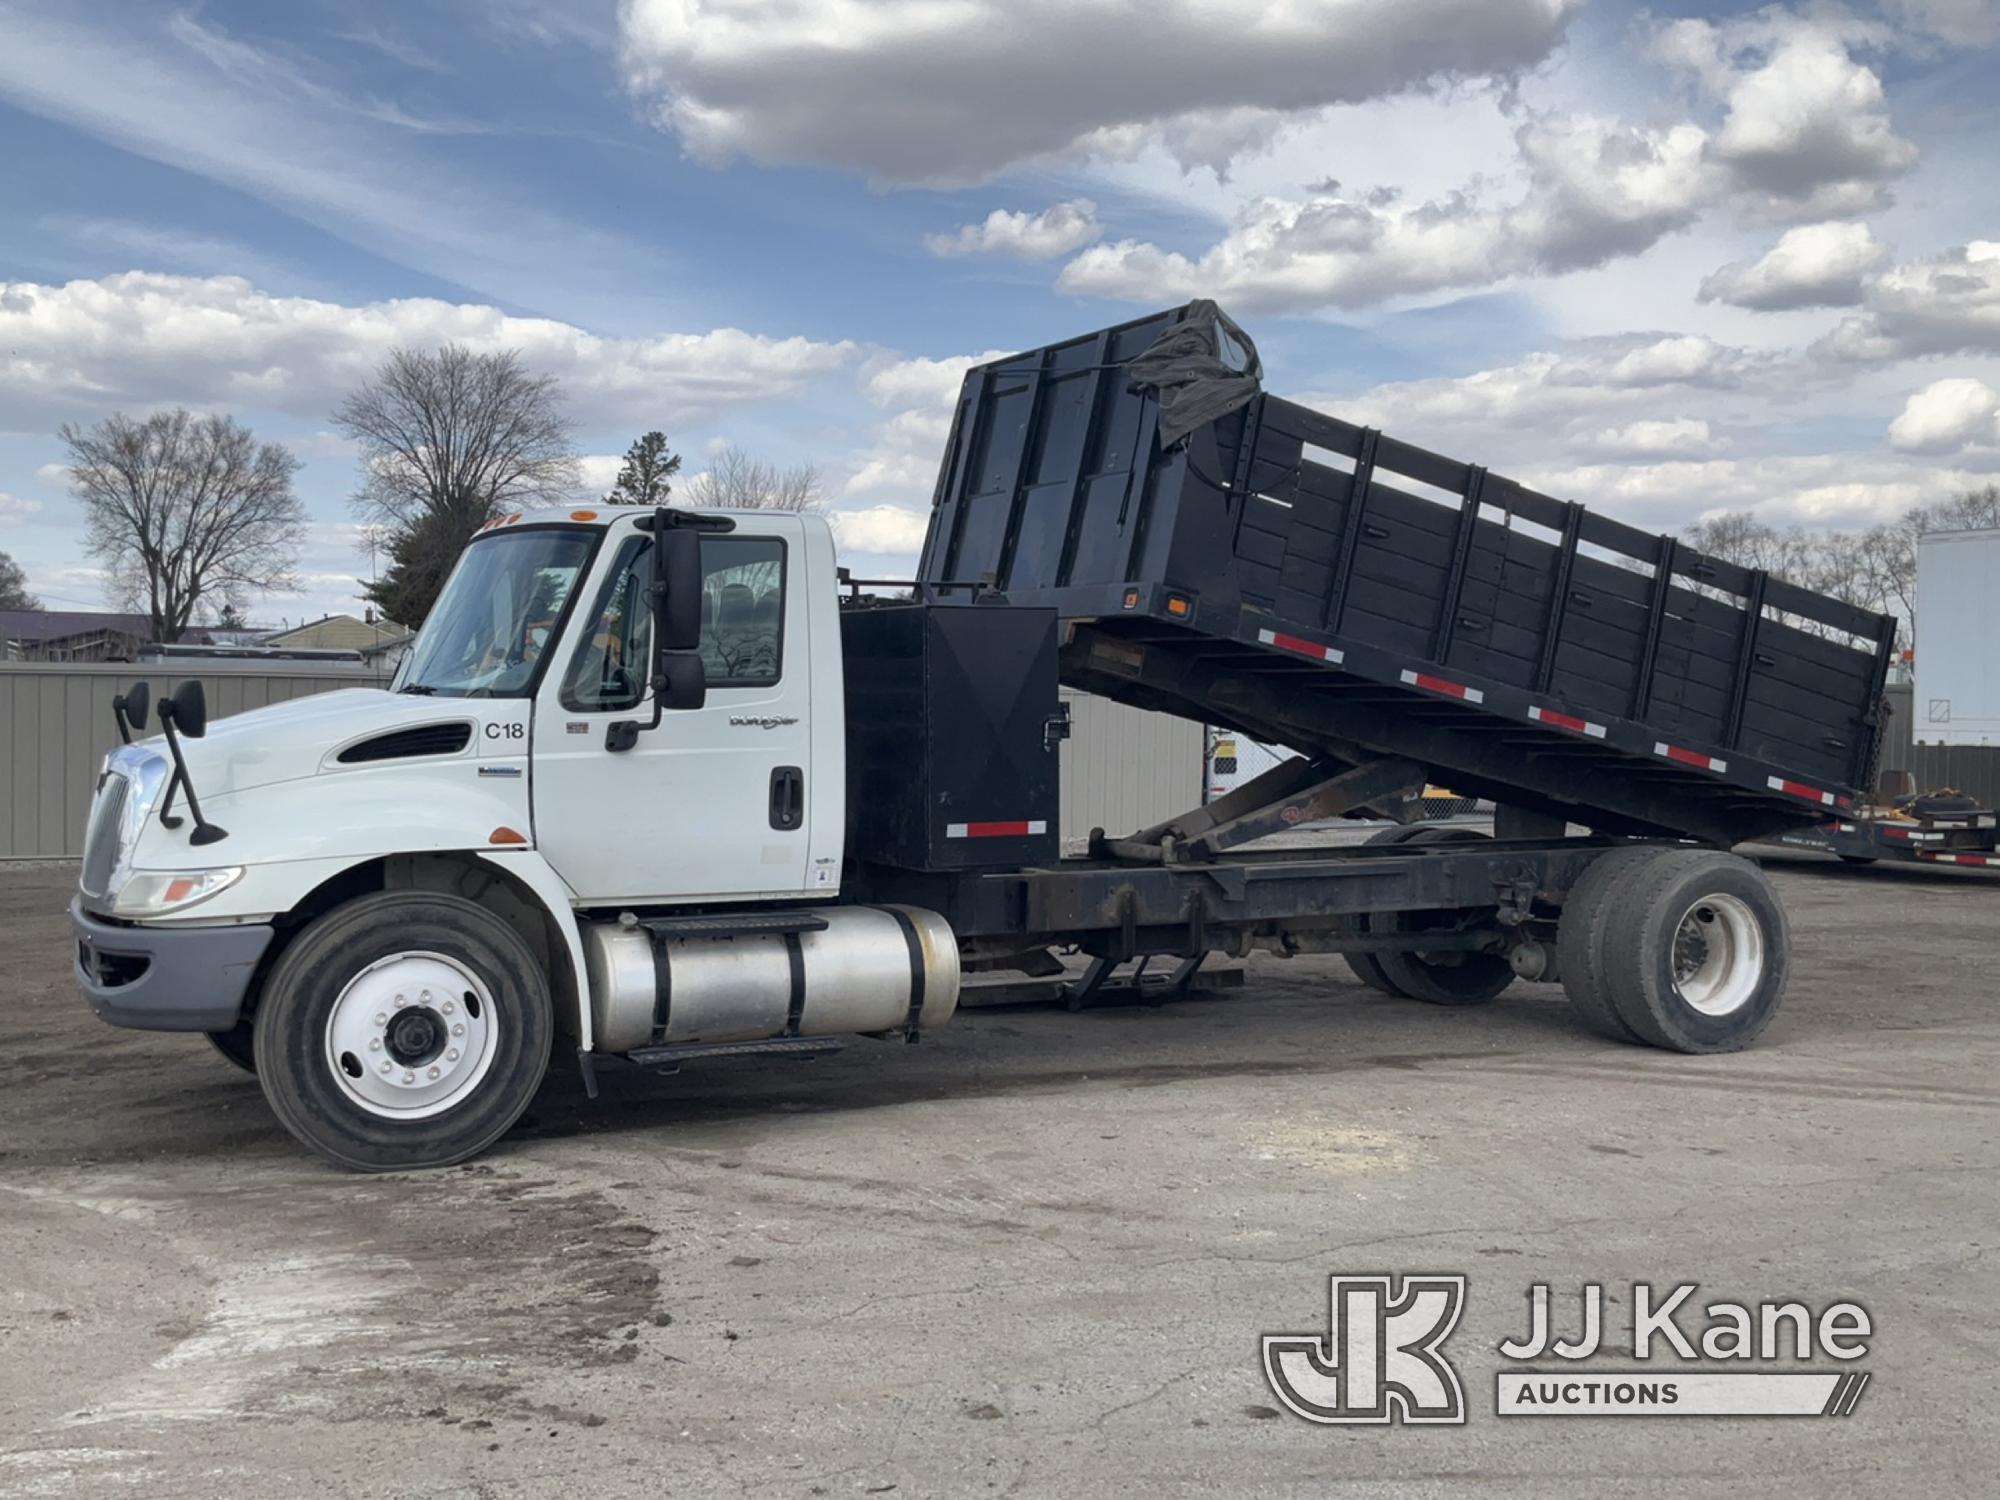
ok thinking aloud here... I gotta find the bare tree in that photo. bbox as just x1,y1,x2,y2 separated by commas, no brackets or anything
334,344,579,624
0,550,37,610
1685,486,2000,649
680,444,824,512
61,410,305,642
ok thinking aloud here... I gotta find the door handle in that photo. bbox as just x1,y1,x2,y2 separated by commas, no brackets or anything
769,766,804,831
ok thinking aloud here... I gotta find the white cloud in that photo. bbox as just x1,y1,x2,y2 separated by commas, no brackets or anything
1651,11,1916,222
0,272,855,427
619,0,1586,185
1699,221,1889,310
1583,418,1716,458
1884,0,2000,47
576,454,627,494
926,200,1101,261
828,504,931,557
33,462,70,488
1818,241,2000,361
0,491,43,523
1059,113,1714,312
1520,454,1987,532
1320,334,1774,437
1888,378,2000,452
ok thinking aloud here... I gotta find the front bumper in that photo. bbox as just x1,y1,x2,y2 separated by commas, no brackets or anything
71,897,275,1032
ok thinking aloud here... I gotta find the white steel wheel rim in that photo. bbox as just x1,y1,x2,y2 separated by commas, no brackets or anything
324,951,499,1120
1670,894,1764,1017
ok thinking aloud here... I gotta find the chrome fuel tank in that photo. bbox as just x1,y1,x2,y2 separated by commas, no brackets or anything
584,904,960,1053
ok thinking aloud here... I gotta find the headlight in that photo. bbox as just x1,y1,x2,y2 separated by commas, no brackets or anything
112,867,243,917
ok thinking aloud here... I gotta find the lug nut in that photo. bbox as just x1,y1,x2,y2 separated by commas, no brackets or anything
446,1048,459,1062
420,990,431,1002
379,1061,392,1074
442,1001,455,1015
403,1071,415,1084
451,1024,464,1037
369,1038,381,1052
375,1012,387,1025
427,1066,441,1080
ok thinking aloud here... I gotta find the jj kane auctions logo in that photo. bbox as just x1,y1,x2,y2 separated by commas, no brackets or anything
1263,1276,1872,1423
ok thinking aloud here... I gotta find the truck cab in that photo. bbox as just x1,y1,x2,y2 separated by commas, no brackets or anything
71,505,961,1170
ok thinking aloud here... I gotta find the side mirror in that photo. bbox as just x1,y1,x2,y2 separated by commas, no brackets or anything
654,529,703,653
160,679,209,739
112,681,151,743
656,650,707,712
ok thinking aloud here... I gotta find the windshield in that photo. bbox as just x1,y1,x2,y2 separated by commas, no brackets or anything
396,526,596,697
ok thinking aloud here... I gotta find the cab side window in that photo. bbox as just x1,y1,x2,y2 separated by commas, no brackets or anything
699,538,784,688
559,534,786,711
560,538,651,711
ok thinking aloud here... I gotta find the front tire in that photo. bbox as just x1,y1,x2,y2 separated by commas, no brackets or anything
253,892,553,1171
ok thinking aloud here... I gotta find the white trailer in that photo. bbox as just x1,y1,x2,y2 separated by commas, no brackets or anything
1916,529,2000,747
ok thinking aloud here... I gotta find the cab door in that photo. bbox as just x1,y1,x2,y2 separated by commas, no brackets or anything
530,517,817,904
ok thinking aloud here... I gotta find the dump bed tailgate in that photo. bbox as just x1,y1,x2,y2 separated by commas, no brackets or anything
916,304,1893,845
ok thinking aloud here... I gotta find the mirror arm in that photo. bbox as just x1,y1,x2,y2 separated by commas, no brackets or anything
110,694,133,746
155,708,227,846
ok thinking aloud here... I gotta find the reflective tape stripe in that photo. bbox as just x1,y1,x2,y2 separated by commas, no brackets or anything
945,820,1048,838
1653,742,1729,774
1920,851,2000,867
1767,776,1836,807
1528,705,1607,738
1398,669,1484,704
1256,627,1344,664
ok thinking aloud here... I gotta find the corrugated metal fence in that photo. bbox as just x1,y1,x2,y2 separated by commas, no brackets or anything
1059,690,1205,843
1,661,390,860
1878,683,2000,807
0,665,1202,861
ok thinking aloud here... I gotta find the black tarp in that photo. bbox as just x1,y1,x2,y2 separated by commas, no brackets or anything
1122,299,1263,448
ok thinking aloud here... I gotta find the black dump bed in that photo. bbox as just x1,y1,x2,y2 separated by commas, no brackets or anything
915,303,1894,845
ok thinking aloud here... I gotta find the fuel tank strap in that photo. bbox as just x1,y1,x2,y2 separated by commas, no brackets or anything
885,907,928,1042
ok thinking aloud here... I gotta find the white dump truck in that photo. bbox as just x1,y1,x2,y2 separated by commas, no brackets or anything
72,305,1888,1170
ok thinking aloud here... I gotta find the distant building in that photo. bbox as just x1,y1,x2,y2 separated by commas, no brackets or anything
0,609,167,662
262,613,406,653
359,631,417,674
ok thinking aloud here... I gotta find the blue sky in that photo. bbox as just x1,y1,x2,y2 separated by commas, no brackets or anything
2,0,1997,625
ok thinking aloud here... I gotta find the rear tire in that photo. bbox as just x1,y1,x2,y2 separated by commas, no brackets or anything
1556,846,1660,1043
253,891,554,1171
1342,824,1435,996
1375,828,1515,1006
1598,849,1788,1053
205,1022,258,1074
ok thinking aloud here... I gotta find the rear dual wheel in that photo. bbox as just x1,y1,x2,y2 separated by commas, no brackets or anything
1558,848,1787,1053
1344,825,1515,1006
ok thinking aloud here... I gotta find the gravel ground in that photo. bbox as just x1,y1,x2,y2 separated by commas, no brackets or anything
2,849,1997,1498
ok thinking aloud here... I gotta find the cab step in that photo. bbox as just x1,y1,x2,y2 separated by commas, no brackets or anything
623,1036,845,1072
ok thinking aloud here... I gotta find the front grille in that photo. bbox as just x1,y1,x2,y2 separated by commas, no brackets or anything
81,772,129,897
337,722,474,764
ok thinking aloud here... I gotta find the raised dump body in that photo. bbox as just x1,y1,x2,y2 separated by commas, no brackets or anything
917,303,1894,845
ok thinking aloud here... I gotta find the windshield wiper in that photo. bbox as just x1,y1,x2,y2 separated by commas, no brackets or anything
397,684,438,695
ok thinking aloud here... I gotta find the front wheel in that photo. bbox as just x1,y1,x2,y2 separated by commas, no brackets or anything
253,891,554,1171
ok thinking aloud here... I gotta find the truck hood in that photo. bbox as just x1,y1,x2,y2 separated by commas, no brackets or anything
138,688,529,800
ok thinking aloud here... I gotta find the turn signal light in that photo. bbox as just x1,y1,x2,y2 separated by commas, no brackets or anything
489,827,528,846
